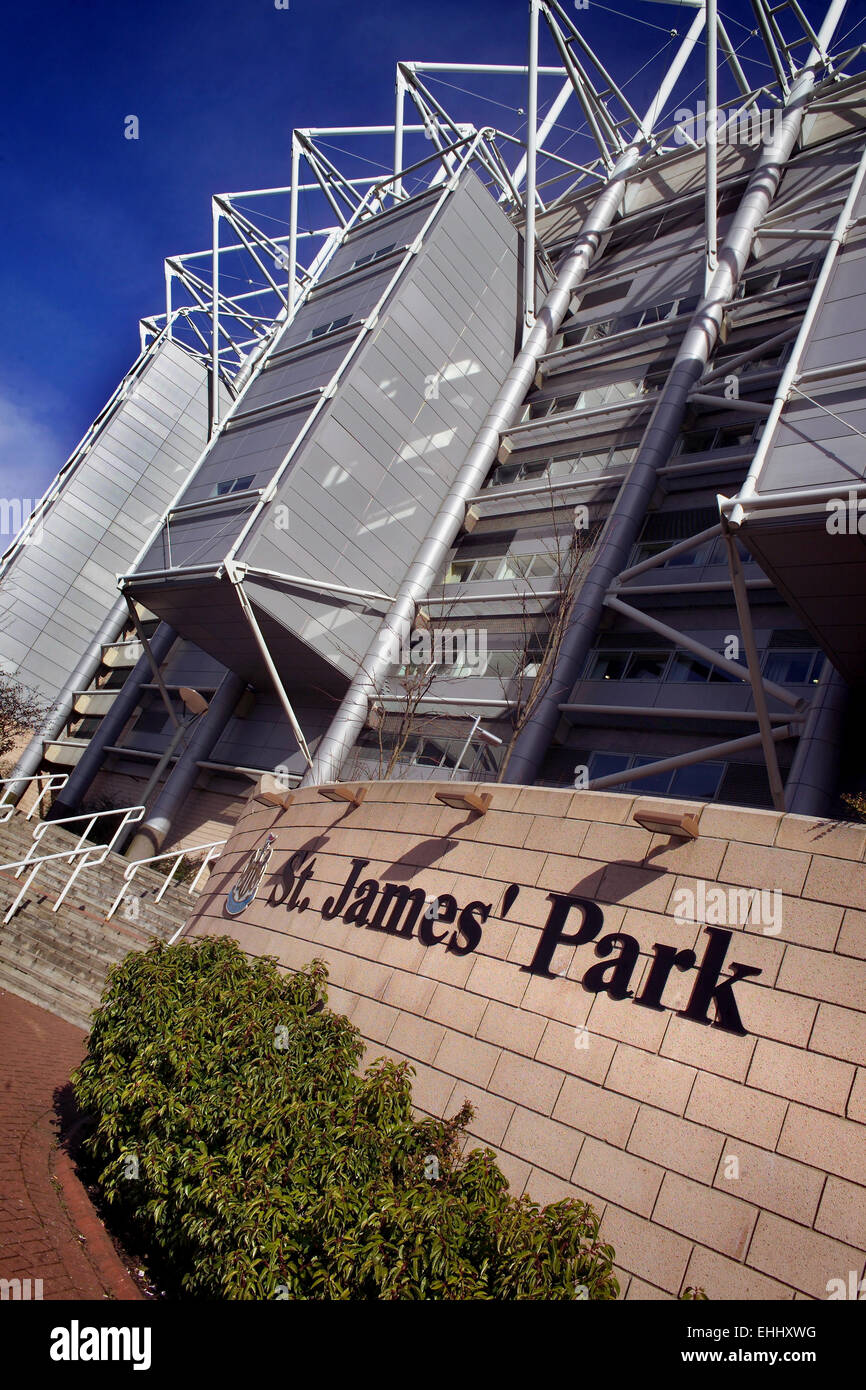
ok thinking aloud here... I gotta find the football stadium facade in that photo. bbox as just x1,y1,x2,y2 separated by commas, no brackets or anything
3,2,866,853
3,0,866,1305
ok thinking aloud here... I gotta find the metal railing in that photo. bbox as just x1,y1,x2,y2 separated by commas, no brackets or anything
0,773,69,824
106,840,226,926
0,804,146,924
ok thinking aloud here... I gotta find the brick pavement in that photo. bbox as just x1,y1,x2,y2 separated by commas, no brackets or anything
0,988,142,1300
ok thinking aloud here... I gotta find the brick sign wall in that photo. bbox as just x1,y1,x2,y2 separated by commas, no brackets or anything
186,780,866,1301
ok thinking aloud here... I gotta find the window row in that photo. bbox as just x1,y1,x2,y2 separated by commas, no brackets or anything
444,551,561,585
489,442,636,489
586,750,726,800
585,646,825,686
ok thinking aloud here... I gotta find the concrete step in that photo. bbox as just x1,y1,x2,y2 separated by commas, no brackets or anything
0,808,202,1031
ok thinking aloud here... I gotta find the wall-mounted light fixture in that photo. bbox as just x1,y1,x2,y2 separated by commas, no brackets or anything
434,789,492,815
633,805,701,840
317,784,368,807
255,774,295,809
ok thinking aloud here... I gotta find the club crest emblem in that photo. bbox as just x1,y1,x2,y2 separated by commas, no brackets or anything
226,833,277,916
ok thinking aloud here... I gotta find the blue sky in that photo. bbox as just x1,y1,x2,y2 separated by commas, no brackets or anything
2,0,860,505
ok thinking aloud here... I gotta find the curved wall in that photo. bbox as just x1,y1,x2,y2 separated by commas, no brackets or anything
186,780,866,1301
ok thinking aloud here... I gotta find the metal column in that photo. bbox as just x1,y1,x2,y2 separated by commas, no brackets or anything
126,670,247,858
49,622,178,818
504,8,846,786
302,13,707,788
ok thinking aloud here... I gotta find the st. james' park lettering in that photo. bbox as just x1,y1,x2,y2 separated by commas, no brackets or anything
262,851,761,1036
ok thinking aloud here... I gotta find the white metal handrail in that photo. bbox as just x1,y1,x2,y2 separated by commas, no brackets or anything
105,840,226,924
0,804,146,924
0,773,69,824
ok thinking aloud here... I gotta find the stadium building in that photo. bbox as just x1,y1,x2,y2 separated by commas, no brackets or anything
3,0,866,1304
3,1,866,852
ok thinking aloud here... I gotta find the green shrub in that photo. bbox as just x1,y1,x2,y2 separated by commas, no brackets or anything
73,936,620,1300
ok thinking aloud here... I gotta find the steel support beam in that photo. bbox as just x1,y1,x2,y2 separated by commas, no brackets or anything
302,12,708,787
504,10,845,785
587,723,797,792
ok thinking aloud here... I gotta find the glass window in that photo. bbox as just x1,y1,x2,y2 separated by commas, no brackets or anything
589,651,629,680
528,553,558,578
764,650,816,684
444,560,475,584
679,429,717,454
214,475,255,497
588,752,631,780
625,652,669,681
670,762,724,798
669,653,711,683
628,756,672,794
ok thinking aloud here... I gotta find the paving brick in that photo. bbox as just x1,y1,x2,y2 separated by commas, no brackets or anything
815,1176,866,1251
625,1277,670,1300
701,805,782,845
472,810,535,849
718,841,810,897
405,1062,458,1119
489,1148,531,1196
445,1081,515,1147
552,1073,639,1147
586,989,670,1052
524,815,590,857
606,1043,697,1115
523,1166,598,1211
433,1030,499,1088
350,994,400,1046
569,791,636,825
744,894,842,952
748,1037,855,1115
387,1011,447,1065
489,1051,565,1116
713,1139,825,1225
535,1017,616,1085
519,972,595,1028
848,1069,866,1123
778,1104,866,1185
417,944,476,988
486,845,546,885
837,908,866,960
747,1211,866,1300
536,853,606,896
502,1106,585,1181
513,786,577,818
660,1013,757,1083
381,969,438,1017
628,1106,723,1184
644,833,728,880
653,1171,758,1261
776,816,866,860
597,863,674,913
478,1000,547,1056
734,981,817,1047
466,952,530,1007
803,855,866,911
809,1001,866,1067
0,991,140,1300
682,1246,794,1301
573,1136,664,1217
600,1204,692,1294
777,945,866,1012
581,821,653,866
424,981,487,1036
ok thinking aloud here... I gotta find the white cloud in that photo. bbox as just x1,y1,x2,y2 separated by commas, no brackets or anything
0,393,65,505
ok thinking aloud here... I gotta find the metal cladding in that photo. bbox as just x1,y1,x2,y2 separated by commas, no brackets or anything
125,171,523,696
4,0,866,839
